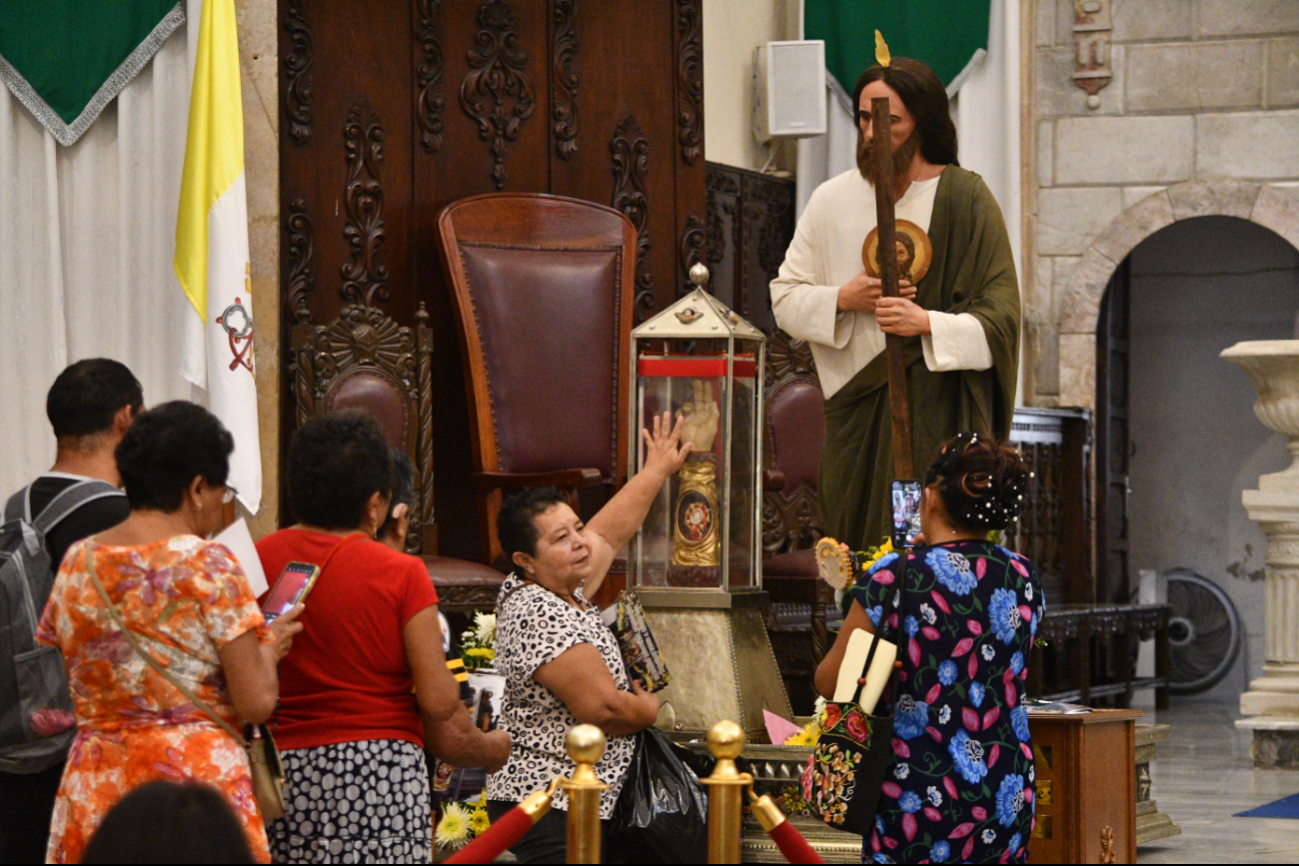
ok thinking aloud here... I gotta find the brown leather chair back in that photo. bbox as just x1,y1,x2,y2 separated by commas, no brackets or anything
437,194,635,557
763,331,826,555
291,304,436,553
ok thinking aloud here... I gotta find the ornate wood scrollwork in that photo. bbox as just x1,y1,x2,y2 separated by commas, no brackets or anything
551,0,579,159
705,169,739,269
283,0,314,146
460,0,536,190
674,0,703,164
678,215,705,298
610,115,654,323
764,328,817,390
340,99,390,307
415,0,445,153
285,198,314,322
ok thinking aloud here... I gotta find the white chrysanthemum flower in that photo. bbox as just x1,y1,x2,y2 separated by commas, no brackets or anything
472,611,497,646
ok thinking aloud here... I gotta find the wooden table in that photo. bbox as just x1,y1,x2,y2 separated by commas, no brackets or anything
1029,708,1143,864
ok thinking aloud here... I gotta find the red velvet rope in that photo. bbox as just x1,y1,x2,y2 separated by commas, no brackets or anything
443,805,535,864
767,819,825,864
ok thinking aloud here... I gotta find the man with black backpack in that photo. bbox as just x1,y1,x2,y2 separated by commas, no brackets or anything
0,359,142,863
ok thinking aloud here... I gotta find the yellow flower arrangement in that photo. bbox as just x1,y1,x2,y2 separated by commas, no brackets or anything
469,806,491,837
464,647,495,661
783,718,822,747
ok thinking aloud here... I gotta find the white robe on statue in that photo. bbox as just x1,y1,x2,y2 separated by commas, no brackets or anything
770,168,993,399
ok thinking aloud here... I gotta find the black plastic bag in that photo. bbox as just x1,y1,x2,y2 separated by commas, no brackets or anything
607,727,708,863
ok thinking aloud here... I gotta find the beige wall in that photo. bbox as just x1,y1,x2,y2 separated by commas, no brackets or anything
703,0,801,172
236,0,280,537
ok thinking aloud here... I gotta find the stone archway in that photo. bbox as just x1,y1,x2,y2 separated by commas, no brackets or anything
1055,181,1299,409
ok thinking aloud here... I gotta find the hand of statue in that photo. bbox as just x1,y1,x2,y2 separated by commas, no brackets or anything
642,410,692,480
679,379,720,452
837,270,916,315
875,296,932,337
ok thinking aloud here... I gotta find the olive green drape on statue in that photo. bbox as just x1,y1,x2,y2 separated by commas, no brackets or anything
820,166,1020,551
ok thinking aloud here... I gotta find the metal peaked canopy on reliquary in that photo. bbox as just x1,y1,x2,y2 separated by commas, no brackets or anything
627,264,793,740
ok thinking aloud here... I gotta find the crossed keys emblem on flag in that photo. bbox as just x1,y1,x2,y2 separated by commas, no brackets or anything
216,263,256,375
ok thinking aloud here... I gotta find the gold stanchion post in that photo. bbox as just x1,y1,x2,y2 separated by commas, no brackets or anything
702,720,753,864
561,724,608,864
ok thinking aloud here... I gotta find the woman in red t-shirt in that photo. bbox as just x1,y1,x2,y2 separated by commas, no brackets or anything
258,411,510,864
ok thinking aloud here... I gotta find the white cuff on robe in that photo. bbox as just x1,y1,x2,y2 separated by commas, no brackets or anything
922,312,994,372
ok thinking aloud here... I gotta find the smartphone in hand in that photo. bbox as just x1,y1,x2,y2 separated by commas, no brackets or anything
262,562,320,622
891,479,922,549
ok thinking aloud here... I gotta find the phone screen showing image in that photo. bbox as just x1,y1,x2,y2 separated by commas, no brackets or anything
891,479,922,546
262,562,318,621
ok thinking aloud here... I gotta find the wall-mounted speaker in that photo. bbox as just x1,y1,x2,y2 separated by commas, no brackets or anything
753,40,827,143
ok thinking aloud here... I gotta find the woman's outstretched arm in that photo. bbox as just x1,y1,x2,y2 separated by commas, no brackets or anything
580,411,691,599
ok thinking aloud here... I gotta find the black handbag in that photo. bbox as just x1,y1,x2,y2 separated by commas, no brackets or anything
801,577,904,835
608,726,708,862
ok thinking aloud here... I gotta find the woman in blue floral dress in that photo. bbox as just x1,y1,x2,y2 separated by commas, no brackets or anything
816,433,1044,864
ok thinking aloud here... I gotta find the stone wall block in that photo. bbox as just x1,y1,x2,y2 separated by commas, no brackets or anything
1268,38,1299,109
1060,248,1117,334
1031,320,1061,396
1112,0,1193,42
1055,116,1193,185
1037,120,1054,187
1121,186,1167,209
1197,0,1299,38
1037,45,1125,117
1252,185,1299,252
1196,111,1299,181
1126,41,1263,113
1037,187,1125,256
1092,190,1176,264
1058,333,1097,410
1055,0,1074,47
1037,0,1056,47
1167,179,1262,221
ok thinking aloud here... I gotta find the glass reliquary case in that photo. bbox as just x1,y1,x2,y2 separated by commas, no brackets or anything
627,266,767,605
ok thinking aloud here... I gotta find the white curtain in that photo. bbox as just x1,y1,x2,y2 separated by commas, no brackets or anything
0,1,201,498
796,0,1022,276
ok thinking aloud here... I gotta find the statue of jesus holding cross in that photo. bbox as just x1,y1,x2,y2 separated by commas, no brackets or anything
770,48,1021,551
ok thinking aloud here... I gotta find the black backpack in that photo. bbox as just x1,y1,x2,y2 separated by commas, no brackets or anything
0,479,120,772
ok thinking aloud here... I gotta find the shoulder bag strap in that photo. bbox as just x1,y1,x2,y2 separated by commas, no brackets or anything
34,480,124,536
85,545,249,748
857,551,907,693
313,531,368,578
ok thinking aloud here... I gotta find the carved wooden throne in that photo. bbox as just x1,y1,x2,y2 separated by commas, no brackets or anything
291,303,505,613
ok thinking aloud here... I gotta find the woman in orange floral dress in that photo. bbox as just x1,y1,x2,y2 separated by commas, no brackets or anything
35,403,301,864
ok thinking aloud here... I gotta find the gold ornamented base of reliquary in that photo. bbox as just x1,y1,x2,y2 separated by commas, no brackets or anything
641,595,793,742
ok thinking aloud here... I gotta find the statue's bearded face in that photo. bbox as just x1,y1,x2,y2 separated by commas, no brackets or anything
857,79,921,184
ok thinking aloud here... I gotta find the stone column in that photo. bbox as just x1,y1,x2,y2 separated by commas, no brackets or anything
1222,341,1299,768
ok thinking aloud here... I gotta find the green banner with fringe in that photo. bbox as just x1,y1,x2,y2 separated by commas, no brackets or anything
0,0,184,145
806,0,991,97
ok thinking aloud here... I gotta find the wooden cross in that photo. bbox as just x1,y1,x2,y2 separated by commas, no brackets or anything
869,96,916,481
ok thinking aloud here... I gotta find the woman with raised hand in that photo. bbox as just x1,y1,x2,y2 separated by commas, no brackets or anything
484,411,693,864
815,432,1043,864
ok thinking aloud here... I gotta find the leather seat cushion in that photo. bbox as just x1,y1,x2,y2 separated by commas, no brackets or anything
422,555,506,588
762,547,819,579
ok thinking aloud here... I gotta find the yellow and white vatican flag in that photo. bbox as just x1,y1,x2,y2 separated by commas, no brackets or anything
174,0,261,513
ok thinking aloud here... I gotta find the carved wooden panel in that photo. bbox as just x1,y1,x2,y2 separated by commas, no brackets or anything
550,0,578,159
459,0,537,190
340,99,390,307
704,162,795,332
673,0,703,165
280,0,706,559
610,115,654,323
283,0,313,145
415,0,445,153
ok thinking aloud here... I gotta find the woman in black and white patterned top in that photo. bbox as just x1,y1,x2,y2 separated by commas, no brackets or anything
485,412,693,864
